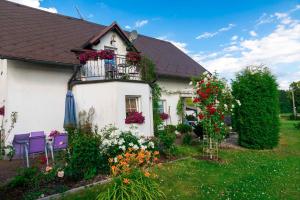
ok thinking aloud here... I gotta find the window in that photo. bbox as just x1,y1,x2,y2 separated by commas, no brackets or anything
126,96,140,115
158,100,166,114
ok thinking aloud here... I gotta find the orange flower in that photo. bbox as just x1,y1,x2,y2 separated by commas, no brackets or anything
117,155,123,160
108,158,114,163
144,171,151,177
153,157,159,162
123,178,130,184
154,151,159,156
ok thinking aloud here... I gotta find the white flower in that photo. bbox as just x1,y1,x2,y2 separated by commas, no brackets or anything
114,157,118,163
129,142,134,147
119,145,126,151
203,71,208,76
189,81,193,86
148,142,155,148
236,99,241,106
232,104,235,108
203,77,208,83
57,170,64,178
141,145,147,150
133,145,139,150
138,138,145,145
118,138,125,145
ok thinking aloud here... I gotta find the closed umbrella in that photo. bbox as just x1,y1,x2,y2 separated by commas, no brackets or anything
63,90,77,128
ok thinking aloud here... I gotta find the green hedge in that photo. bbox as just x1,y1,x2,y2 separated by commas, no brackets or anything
232,67,280,149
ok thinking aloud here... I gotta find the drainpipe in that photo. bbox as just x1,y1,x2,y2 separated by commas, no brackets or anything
67,65,81,90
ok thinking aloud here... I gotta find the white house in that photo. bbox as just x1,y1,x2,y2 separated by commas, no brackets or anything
0,0,207,143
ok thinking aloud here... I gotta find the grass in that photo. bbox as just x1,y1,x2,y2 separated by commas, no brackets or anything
61,119,300,200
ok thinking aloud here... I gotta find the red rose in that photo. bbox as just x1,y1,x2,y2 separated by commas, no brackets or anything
198,114,204,120
221,115,225,120
193,98,200,103
207,105,216,115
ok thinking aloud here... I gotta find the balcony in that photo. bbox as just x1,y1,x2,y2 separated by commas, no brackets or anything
74,55,141,82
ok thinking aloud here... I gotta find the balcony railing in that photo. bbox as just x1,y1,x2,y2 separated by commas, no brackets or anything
74,55,141,81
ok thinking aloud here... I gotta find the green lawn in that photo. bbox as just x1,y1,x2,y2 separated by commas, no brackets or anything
61,119,300,200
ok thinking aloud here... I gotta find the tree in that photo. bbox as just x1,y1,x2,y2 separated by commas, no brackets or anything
279,90,292,113
232,66,279,149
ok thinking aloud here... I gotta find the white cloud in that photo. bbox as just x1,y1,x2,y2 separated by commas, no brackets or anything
195,5,300,89
125,25,131,29
231,35,238,41
196,23,235,39
249,30,257,37
8,0,57,13
135,20,148,28
157,36,189,54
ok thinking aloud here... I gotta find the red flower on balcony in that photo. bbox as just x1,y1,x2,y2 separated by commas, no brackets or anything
49,130,60,138
126,51,141,64
0,106,4,116
125,112,145,124
160,112,169,120
78,49,115,64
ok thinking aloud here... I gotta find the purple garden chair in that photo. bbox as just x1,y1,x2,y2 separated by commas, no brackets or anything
30,131,45,137
50,133,68,161
26,135,49,167
12,133,30,159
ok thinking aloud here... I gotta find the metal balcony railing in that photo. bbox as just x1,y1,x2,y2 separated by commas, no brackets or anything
75,55,141,81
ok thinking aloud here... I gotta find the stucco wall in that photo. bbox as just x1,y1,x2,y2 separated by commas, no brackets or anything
73,81,153,137
5,60,73,143
0,59,7,105
157,77,192,125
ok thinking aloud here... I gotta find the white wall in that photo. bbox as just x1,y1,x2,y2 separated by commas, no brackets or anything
73,81,153,137
5,60,73,143
157,78,192,125
92,31,128,55
0,59,7,105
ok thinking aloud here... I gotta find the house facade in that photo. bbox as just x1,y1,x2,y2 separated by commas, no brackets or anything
0,0,207,143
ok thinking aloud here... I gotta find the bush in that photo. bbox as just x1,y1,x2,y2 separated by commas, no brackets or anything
177,123,192,134
289,114,300,120
232,67,280,149
182,133,193,145
185,114,197,121
66,133,104,180
157,126,177,156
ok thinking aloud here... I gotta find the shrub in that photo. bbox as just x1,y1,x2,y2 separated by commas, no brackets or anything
177,123,192,134
185,114,197,121
66,133,104,180
157,126,177,156
289,114,300,120
182,133,193,145
232,66,280,149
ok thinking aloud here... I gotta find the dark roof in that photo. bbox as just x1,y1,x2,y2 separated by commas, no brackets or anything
0,0,206,78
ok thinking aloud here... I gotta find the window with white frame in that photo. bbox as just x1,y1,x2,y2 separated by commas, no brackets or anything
125,96,140,115
158,100,166,114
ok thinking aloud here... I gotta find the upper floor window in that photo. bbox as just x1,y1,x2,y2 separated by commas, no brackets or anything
158,100,166,114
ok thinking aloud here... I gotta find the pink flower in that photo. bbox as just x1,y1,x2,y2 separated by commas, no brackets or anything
0,106,4,116
45,166,52,172
125,112,145,124
160,113,169,120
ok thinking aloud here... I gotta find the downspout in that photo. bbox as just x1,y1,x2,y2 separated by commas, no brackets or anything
67,65,81,90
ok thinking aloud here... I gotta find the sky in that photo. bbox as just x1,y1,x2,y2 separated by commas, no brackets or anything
8,0,300,89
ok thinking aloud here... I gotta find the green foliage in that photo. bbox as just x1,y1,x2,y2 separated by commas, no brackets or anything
152,83,163,135
97,170,166,200
279,90,292,113
176,123,192,134
232,66,280,149
182,133,193,145
8,167,40,189
176,98,184,122
139,56,156,83
157,126,177,156
66,132,104,180
193,123,204,139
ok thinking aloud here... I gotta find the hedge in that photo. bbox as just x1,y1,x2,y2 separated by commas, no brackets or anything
232,67,280,149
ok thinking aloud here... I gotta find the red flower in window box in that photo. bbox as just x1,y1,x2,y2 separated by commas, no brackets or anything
160,112,169,120
125,112,145,124
98,49,115,60
0,106,4,116
126,51,141,64
78,49,115,64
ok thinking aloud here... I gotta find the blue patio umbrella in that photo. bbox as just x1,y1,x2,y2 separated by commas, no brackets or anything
64,90,77,128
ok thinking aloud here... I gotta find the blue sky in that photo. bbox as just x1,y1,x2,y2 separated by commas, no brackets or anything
9,0,300,89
